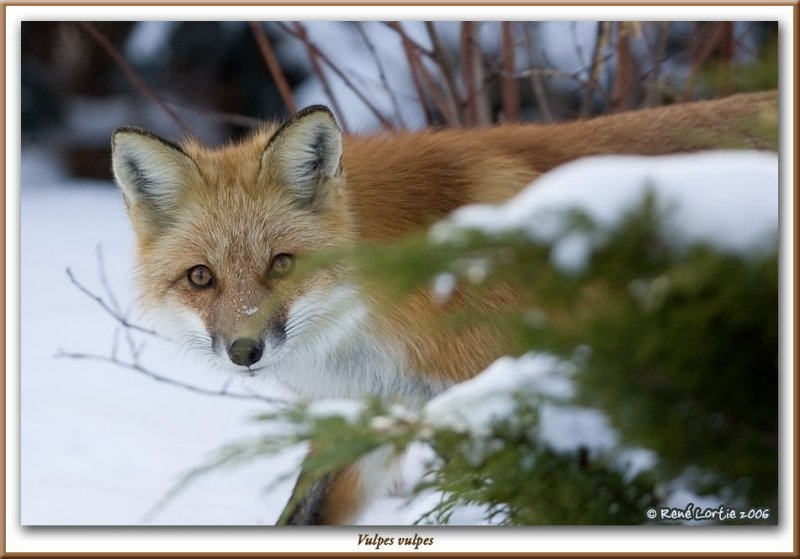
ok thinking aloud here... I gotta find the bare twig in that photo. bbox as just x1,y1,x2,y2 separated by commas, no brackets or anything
460,22,480,126
77,22,194,136
388,22,434,127
424,21,463,127
718,21,734,96
382,22,434,58
355,23,405,127
681,22,725,102
279,22,396,131
643,22,671,107
499,22,520,123
407,42,462,127
249,21,297,115
281,22,349,131
64,257,287,406
66,267,158,337
522,23,553,122
56,351,287,406
581,21,609,118
165,103,264,128
611,22,638,112
93,244,148,362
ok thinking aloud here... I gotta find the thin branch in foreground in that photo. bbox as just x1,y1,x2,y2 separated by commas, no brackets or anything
77,22,194,136
66,267,158,337
56,350,288,406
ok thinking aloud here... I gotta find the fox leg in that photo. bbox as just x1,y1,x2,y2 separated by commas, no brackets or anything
279,466,362,525
278,446,396,525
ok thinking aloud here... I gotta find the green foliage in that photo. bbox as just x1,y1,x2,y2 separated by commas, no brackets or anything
334,190,778,522
418,397,659,525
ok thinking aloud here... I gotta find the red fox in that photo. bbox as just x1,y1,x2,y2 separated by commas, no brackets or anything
111,90,777,525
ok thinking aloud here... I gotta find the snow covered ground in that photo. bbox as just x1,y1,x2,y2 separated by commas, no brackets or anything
20,150,304,525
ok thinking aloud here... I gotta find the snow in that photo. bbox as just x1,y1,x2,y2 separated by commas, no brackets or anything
125,21,176,64
423,353,576,436
430,272,457,304
305,398,365,423
431,151,779,273
20,152,300,525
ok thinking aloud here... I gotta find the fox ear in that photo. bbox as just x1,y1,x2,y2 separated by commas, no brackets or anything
111,127,198,213
261,105,343,207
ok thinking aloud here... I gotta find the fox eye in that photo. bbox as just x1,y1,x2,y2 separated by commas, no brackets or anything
187,265,215,288
268,253,294,278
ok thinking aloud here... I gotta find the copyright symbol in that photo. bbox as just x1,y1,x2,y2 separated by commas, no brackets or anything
646,508,657,520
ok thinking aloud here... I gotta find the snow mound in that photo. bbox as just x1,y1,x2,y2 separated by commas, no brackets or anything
423,353,577,436
431,151,778,272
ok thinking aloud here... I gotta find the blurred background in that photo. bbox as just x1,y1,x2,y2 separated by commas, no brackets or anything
22,21,778,180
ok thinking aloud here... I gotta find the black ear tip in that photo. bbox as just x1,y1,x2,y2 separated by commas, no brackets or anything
113,125,146,137
112,126,144,148
294,105,339,129
110,127,187,155
297,105,334,118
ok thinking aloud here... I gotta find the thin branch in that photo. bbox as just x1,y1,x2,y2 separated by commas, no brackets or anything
681,22,725,102
500,22,520,123
581,21,609,118
96,245,122,317
167,102,264,128
56,351,287,406
611,22,637,112
66,267,158,337
522,23,553,122
460,22,479,126
286,22,348,130
279,22,396,131
249,21,297,115
406,39,462,127
388,21,433,127
382,22,434,58
424,21,463,127
97,247,147,362
355,22,405,127
64,258,287,407
77,22,194,136
718,21,734,96
464,22,492,125
643,22,671,107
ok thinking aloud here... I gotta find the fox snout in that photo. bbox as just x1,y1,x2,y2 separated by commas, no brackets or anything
227,337,265,367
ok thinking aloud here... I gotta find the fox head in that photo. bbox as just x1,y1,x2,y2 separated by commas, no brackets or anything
111,106,360,378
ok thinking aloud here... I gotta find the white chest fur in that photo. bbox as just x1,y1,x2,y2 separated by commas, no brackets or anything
272,284,441,402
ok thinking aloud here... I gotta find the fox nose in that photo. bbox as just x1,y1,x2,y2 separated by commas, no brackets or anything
228,338,264,367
